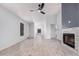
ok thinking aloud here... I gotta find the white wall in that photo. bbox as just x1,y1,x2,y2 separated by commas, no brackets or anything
21,4,61,40
33,13,60,39
33,15,46,39
51,24,56,38
55,4,62,41
0,5,29,51
33,14,57,39
44,4,61,40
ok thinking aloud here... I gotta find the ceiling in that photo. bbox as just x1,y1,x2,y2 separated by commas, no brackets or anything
0,3,61,22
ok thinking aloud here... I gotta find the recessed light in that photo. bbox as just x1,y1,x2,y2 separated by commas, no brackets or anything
68,20,71,24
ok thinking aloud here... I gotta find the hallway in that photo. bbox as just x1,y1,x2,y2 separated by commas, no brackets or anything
0,39,77,56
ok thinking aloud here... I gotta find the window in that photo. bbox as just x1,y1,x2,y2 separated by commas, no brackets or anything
20,23,24,36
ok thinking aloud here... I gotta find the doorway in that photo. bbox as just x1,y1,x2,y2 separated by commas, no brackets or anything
29,23,34,39
50,24,56,39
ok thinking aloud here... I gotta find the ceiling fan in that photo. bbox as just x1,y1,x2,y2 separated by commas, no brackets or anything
30,3,45,14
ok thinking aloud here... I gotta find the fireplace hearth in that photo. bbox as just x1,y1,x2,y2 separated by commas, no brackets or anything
63,33,75,49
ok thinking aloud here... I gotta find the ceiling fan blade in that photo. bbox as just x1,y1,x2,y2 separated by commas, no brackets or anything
38,3,44,10
40,11,45,14
30,3,45,15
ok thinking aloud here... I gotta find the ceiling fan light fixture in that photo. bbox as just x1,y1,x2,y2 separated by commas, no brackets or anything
30,3,45,15
37,10,40,12
40,11,45,14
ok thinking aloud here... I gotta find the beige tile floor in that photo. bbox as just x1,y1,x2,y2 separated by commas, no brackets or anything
0,39,78,56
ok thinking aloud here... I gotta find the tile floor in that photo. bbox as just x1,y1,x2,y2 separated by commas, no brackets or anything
0,39,78,56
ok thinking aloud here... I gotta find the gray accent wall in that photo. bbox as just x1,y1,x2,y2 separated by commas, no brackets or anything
62,3,79,28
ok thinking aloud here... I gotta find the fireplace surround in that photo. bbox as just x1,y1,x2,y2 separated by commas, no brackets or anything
63,33,75,49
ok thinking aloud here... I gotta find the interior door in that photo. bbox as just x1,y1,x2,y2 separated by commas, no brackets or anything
51,24,56,39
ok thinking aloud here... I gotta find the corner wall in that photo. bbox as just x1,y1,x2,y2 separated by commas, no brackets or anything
56,4,62,41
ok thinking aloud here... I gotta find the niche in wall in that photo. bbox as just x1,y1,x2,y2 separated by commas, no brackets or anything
20,23,24,36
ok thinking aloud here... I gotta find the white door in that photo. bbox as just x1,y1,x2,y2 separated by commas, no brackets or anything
29,23,34,39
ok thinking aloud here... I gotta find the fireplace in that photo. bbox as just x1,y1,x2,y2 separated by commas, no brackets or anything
63,33,75,48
